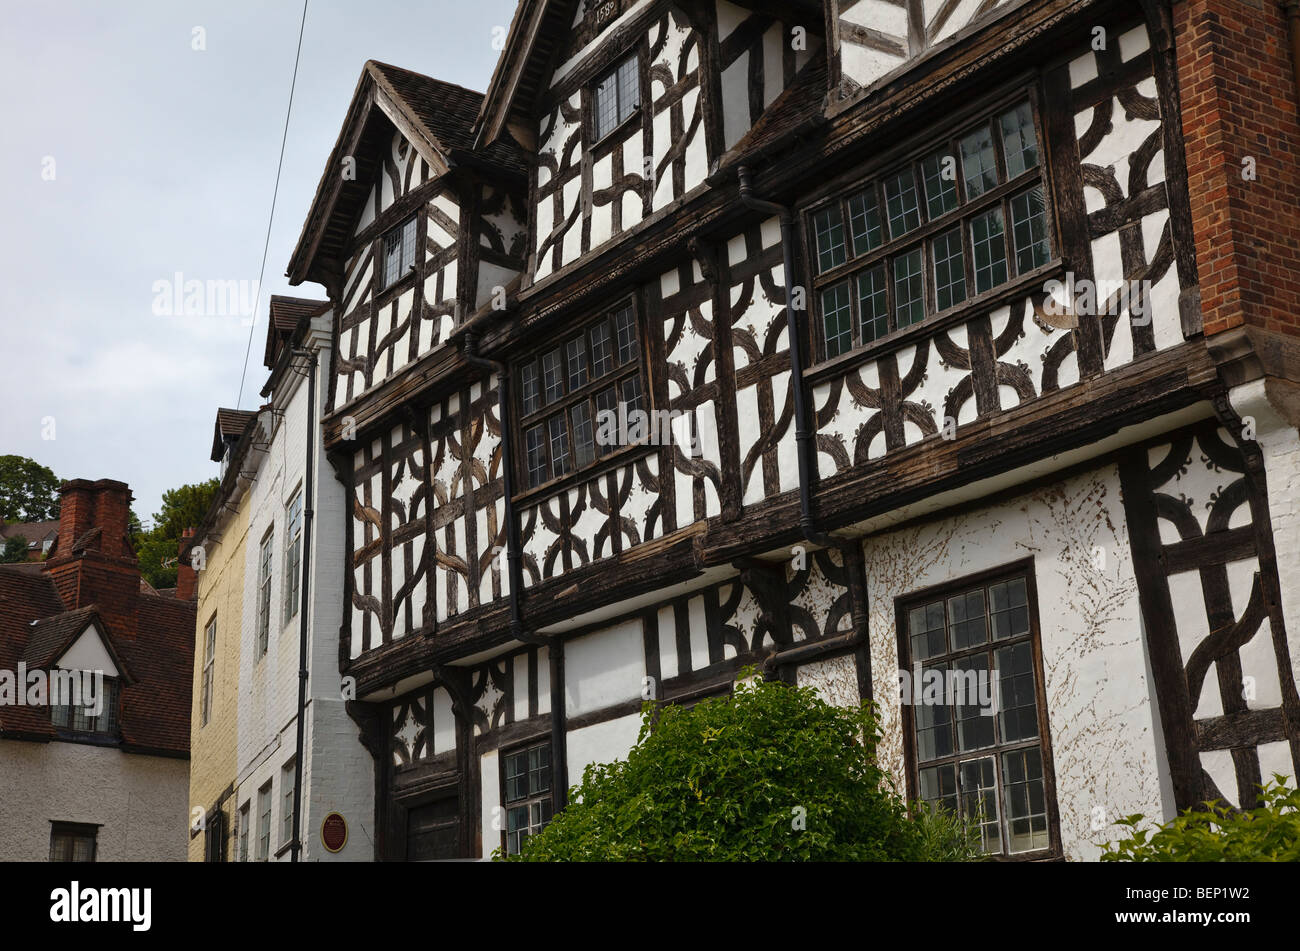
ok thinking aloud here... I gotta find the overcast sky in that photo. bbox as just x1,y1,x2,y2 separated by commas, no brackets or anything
0,0,516,523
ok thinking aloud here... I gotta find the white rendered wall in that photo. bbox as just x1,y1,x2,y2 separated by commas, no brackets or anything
0,739,188,861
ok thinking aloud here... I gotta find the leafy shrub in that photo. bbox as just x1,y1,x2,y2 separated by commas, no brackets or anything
1101,776,1300,861
498,673,983,862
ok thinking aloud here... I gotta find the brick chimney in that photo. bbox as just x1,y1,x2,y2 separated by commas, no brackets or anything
46,479,140,635
1175,0,1300,350
176,527,197,601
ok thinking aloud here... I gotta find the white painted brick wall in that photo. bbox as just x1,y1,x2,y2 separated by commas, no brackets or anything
232,321,372,860
0,739,188,861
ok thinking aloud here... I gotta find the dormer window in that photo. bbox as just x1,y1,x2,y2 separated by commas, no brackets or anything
593,54,639,141
382,217,418,290
51,675,121,737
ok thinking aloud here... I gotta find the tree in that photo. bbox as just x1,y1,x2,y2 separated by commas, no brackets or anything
1,536,28,563
1102,777,1300,861
500,673,981,861
134,479,219,589
0,455,60,522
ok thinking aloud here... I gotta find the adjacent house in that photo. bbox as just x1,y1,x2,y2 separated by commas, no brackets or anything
187,295,372,861
0,520,59,562
0,479,195,861
186,409,256,861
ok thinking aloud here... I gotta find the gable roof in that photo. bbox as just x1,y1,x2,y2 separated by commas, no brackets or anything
211,407,257,463
287,60,527,289
264,295,329,369
474,0,577,149
21,606,103,668
22,606,136,682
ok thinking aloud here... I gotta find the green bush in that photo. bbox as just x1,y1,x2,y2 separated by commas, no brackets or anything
1101,776,1300,861
498,673,983,862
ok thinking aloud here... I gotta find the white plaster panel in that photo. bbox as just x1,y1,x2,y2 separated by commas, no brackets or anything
565,618,646,717
566,715,643,790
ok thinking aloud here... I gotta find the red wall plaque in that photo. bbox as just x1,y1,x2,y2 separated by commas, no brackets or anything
320,812,348,853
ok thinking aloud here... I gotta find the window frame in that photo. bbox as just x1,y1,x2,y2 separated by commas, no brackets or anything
802,85,1058,368
50,673,120,737
511,295,651,498
257,526,274,657
201,614,216,727
203,804,226,862
894,558,1061,861
238,801,250,862
499,738,554,857
283,490,303,627
49,821,99,862
256,781,273,862
379,215,418,292
281,759,297,849
590,50,642,146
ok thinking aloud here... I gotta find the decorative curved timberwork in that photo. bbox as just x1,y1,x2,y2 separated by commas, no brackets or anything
1119,421,1300,811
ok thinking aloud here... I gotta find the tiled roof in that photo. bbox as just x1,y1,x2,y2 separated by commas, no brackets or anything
0,520,59,547
121,594,196,754
0,565,66,739
211,407,257,462
369,61,530,176
264,295,328,369
0,564,194,754
21,606,101,668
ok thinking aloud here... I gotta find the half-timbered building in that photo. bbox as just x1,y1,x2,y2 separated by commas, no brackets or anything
285,0,1300,860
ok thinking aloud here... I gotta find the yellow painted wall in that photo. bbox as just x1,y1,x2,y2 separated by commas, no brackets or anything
187,491,249,861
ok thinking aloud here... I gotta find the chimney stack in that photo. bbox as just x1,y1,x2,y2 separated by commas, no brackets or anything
176,528,198,601
46,479,140,634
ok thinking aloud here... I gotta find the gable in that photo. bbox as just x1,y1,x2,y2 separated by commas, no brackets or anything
55,623,120,678
352,127,438,239
288,60,522,293
549,0,652,88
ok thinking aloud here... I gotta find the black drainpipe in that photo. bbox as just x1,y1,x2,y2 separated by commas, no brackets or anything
462,332,568,813
289,345,317,862
735,167,872,691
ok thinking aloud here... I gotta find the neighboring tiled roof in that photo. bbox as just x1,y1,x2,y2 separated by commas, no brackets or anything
716,51,829,172
211,407,257,462
0,565,194,754
0,565,66,739
22,606,101,668
0,520,59,547
120,594,196,754
264,295,328,369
